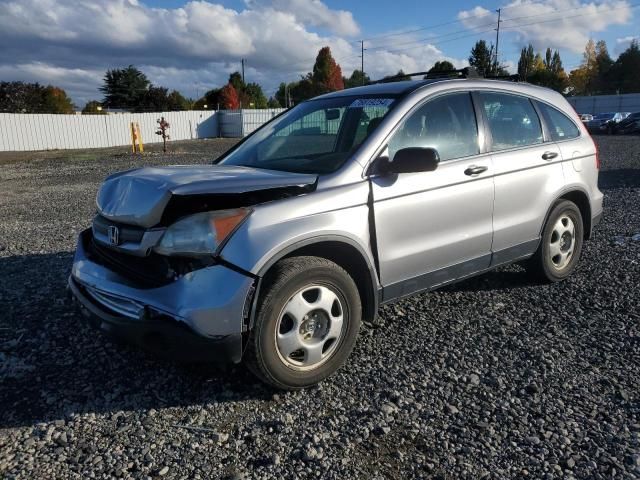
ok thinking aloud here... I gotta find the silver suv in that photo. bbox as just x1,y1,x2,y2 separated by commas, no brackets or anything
69,72,604,389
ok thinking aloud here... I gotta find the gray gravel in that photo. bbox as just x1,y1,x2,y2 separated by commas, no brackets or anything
1,136,639,479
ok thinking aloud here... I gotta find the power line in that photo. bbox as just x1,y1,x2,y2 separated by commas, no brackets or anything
360,1,528,42
362,1,640,60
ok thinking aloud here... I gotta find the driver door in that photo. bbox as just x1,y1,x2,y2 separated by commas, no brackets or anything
371,91,494,301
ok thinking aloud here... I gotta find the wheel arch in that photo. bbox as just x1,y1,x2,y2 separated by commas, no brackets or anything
542,188,593,240
250,236,380,330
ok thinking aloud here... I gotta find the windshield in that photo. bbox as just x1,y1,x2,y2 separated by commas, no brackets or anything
218,96,397,174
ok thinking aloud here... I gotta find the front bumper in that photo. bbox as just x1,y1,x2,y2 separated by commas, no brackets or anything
69,229,256,363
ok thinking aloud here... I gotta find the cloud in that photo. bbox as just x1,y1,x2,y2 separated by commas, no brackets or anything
458,0,634,54
0,0,464,106
615,35,640,54
247,0,360,36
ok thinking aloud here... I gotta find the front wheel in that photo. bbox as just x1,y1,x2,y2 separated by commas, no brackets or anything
245,256,361,390
528,200,584,282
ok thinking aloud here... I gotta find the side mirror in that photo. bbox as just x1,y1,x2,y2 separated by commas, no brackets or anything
375,147,440,175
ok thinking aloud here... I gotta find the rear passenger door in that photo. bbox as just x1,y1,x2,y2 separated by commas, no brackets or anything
477,91,563,260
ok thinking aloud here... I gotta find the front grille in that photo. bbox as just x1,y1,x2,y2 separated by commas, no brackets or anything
93,215,145,243
84,232,214,288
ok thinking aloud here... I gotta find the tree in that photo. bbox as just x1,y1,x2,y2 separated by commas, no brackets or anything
243,82,268,108
608,40,640,93
166,90,192,110
423,61,457,78
42,86,75,113
138,86,169,112
429,60,455,73
517,44,536,79
100,65,150,109
312,46,344,92
229,71,244,92
0,82,75,113
469,40,494,76
382,70,411,82
220,83,240,109
267,97,281,108
82,100,105,114
344,69,370,88
517,45,568,92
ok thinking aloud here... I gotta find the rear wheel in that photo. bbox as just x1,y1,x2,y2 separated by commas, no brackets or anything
245,256,361,390
528,200,584,282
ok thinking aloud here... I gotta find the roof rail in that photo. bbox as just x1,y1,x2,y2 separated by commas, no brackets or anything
370,67,480,84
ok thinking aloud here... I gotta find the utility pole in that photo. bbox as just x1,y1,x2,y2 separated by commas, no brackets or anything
494,8,501,75
360,40,365,85
241,59,245,84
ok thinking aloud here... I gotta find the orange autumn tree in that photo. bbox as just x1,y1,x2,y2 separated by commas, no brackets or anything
312,46,344,93
220,83,240,109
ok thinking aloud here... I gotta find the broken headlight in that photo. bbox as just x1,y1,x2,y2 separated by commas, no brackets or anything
154,208,251,257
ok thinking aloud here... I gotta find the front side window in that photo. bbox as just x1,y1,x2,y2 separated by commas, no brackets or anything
387,92,479,162
479,92,543,151
219,96,396,174
536,102,580,141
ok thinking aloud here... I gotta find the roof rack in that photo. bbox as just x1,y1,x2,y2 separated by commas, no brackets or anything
370,67,480,84
369,67,524,85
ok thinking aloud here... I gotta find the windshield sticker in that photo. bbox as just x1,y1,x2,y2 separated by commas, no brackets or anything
348,98,394,108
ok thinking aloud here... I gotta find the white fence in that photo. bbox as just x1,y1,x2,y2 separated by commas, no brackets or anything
567,93,640,115
0,110,218,152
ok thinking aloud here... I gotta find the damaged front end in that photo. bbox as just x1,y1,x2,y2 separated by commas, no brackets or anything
69,164,317,362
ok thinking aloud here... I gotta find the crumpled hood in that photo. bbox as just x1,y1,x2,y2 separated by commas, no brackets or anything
97,165,317,228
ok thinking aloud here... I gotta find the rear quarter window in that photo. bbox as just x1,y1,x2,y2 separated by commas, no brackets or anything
536,102,581,141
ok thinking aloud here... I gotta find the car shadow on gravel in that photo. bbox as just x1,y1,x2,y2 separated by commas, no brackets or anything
0,253,271,430
598,168,640,190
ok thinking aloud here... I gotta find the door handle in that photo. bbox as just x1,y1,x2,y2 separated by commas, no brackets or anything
542,151,558,160
464,165,488,176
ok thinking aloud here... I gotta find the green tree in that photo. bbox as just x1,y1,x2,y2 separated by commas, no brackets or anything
82,100,105,114
344,70,370,88
423,61,456,78
267,97,282,108
228,71,245,92
100,65,150,109
429,60,455,72
469,40,494,76
382,70,411,82
167,90,192,110
243,82,268,108
608,40,640,93
138,86,169,112
517,44,536,79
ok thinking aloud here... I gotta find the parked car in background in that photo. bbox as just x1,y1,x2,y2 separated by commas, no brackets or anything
69,72,604,389
585,112,630,134
613,111,640,134
579,113,593,123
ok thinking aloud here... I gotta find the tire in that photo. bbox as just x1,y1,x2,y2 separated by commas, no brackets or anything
528,200,584,282
245,256,362,390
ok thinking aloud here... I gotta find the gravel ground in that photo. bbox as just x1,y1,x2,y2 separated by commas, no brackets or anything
1,136,639,479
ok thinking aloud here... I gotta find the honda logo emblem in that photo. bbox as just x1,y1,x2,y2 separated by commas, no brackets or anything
107,225,120,246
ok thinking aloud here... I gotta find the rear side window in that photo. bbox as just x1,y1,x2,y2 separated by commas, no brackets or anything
536,102,580,141
387,92,479,162
479,92,543,151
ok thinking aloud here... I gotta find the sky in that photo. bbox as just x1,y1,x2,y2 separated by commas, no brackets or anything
0,0,637,107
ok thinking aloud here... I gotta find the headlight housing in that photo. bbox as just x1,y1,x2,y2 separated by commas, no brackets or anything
154,208,251,257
